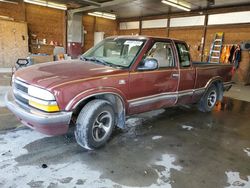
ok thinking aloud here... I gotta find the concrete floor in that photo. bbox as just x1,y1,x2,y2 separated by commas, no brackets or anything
0,73,250,188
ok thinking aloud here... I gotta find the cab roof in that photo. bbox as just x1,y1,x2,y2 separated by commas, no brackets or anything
106,35,185,43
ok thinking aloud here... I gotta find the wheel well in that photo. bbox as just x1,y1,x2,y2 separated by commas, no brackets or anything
212,81,223,101
71,93,126,129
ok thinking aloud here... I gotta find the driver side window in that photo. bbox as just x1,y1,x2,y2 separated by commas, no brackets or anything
145,42,175,68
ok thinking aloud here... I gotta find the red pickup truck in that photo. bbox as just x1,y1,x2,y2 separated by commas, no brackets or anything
6,36,233,150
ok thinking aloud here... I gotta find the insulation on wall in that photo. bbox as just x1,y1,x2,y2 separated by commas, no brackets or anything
170,15,205,27
208,11,250,25
142,19,168,29
119,21,139,30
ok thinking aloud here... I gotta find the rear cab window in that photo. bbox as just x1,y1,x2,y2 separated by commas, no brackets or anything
175,42,191,67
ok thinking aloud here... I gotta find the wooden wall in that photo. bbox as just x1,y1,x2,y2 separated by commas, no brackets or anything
205,25,250,83
169,27,204,62
0,1,25,21
118,22,205,62
118,8,250,84
1,2,250,83
26,3,66,54
141,28,168,37
82,15,117,52
0,2,66,56
119,29,139,36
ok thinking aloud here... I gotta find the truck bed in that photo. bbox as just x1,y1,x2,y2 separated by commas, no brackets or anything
192,62,233,89
193,62,232,67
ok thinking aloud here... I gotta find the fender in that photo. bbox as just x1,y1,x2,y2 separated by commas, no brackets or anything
203,76,224,101
65,87,128,111
204,76,223,90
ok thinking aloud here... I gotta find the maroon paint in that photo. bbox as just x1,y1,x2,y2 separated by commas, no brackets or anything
13,36,233,135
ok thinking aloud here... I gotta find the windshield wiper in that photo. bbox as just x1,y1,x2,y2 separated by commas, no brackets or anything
93,57,109,66
80,56,124,69
81,56,111,66
80,56,95,62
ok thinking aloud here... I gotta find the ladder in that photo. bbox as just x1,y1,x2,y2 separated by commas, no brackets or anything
208,32,224,63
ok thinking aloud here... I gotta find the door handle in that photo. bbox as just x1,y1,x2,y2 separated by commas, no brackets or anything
172,73,179,78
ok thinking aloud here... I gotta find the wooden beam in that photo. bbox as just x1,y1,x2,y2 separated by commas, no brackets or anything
63,11,67,51
139,17,142,35
69,0,136,14
166,15,170,37
118,4,250,22
79,0,101,7
201,13,208,62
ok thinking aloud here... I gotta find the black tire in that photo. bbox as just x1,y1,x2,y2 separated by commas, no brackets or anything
198,84,218,112
75,99,115,150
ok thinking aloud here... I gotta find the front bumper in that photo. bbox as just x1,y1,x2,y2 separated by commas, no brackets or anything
5,90,72,135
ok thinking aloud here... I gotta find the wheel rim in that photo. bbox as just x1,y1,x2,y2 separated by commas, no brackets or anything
92,111,112,142
207,90,217,108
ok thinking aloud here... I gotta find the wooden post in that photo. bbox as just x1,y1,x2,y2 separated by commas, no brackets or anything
63,11,67,52
201,13,208,62
139,17,142,35
167,15,170,37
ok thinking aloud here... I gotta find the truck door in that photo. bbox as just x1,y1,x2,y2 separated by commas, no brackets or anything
175,42,196,104
128,40,179,114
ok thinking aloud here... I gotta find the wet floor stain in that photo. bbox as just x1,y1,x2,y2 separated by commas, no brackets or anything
0,97,250,188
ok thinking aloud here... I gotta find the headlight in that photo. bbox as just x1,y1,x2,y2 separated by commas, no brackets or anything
28,85,55,100
28,86,59,112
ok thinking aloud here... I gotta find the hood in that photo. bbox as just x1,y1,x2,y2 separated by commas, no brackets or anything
15,60,126,89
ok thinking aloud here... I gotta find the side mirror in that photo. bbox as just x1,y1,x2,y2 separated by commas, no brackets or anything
137,58,158,71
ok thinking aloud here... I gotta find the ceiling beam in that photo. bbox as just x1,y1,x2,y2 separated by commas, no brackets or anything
69,0,136,14
79,0,101,7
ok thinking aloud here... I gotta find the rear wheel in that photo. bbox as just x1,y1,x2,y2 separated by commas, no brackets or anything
198,84,218,112
75,99,115,150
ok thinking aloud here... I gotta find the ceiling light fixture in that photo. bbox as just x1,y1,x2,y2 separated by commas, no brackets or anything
161,0,191,12
24,0,67,10
88,12,116,20
0,0,18,4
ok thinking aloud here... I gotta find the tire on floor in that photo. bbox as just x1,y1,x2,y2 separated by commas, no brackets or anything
75,99,115,150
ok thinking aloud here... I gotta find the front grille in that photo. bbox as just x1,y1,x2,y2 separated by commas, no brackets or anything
14,93,29,105
13,79,29,106
14,82,28,93
12,79,57,112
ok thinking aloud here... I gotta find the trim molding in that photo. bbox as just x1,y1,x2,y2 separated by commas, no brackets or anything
128,87,206,107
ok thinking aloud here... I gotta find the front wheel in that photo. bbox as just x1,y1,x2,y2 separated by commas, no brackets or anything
198,84,218,112
75,99,115,150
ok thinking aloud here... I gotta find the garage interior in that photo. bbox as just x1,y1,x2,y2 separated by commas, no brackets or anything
0,0,250,187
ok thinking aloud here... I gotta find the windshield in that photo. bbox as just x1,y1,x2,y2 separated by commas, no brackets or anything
81,38,146,68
